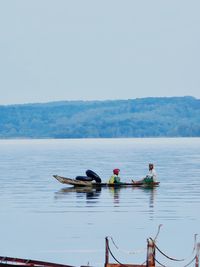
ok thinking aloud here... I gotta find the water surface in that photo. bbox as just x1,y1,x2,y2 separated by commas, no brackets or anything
0,138,200,267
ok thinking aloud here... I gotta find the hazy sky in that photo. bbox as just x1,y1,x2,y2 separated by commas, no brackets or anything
0,0,200,105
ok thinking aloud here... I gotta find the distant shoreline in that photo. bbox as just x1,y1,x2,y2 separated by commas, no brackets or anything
0,137,200,140
1,96,200,138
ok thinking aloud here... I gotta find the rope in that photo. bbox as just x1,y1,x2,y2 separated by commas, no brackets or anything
108,236,146,255
152,244,197,267
152,225,198,264
182,255,197,267
152,253,197,267
152,241,185,262
152,255,167,267
107,240,136,267
192,234,198,254
153,224,163,242
150,233,198,263
109,236,119,249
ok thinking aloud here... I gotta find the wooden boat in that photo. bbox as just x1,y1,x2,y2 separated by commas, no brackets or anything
0,256,77,267
53,175,160,188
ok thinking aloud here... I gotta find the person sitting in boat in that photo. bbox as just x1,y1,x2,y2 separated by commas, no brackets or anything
144,163,157,183
108,168,121,184
132,163,157,184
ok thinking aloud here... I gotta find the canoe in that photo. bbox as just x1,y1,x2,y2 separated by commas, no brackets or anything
0,256,76,267
53,175,160,188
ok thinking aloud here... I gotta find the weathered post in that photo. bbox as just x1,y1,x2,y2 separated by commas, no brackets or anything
105,237,109,267
146,238,155,267
195,243,200,267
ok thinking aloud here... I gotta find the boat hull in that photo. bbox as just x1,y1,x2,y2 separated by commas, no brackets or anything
53,175,159,188
0,256,75,267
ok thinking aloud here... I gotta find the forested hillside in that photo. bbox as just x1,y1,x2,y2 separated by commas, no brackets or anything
0,96,200,138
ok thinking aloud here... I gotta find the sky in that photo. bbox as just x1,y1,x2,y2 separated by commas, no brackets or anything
0,0,200,105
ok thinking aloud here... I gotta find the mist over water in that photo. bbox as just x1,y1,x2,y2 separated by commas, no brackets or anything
0,138,200,267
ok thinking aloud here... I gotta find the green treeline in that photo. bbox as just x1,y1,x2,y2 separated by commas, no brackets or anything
0,96,200,138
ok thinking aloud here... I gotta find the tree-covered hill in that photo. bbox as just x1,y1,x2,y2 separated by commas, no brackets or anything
0,96,200,138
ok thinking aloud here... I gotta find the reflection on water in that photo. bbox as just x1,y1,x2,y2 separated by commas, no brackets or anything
55,187,102,201
54,185,158,213
142,187,157,208
109,187,120,204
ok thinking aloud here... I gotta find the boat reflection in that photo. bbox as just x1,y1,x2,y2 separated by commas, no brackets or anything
108,186,157,207
109,187,121,204
145,187,157,208
132,186,157,208
54,185,157,209
55,186,102,200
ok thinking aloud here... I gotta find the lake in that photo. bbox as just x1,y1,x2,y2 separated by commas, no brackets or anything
0,138,200,267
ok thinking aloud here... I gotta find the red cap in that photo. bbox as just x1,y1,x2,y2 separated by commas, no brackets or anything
113,168,120,175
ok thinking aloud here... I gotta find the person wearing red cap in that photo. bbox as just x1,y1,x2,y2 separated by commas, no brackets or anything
108,168,121,184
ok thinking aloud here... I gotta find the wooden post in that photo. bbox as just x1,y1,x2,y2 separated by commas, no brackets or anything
146,239,155,267
196,255,199,267
196,243,200,267
105,237,109,267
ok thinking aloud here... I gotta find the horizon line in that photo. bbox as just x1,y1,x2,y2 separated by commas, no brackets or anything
0,95,197,107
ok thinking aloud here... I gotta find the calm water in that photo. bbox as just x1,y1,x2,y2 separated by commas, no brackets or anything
0,138,200,267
